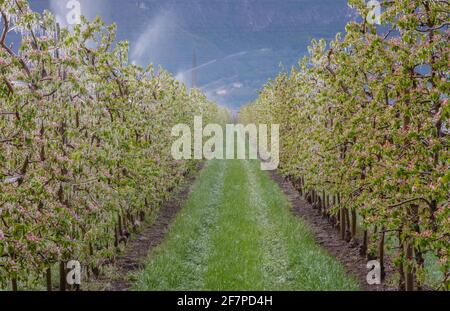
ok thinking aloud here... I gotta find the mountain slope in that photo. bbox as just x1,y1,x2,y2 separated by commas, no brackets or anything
28,0,353,108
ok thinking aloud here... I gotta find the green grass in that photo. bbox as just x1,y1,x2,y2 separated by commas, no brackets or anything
135,158,359,291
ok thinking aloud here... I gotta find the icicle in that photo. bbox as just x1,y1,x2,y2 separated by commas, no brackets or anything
11,80,28,88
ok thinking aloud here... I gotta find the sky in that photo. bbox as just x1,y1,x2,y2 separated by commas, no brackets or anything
26,0,353,111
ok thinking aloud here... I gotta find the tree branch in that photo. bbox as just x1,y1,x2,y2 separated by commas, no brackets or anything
389,197,432,209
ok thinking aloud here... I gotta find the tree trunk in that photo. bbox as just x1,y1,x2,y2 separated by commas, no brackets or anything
325,194,330,218
321,190,326,216
398,230,405,290
351,210,357,238
11,278,18,291
340,208,346,240
405,241,414,291
361,230,368,256
46,268,52,291
118,214,123,236
378,228,385,281
411,204,424,290
114,224,119,248
59,261,66,291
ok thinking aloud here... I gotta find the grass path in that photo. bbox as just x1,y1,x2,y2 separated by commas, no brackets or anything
135,159,359,290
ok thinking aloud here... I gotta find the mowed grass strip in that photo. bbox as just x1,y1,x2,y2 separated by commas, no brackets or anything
246,159,359,291
135,160,225,290
204,159,265,290
136,158,359,290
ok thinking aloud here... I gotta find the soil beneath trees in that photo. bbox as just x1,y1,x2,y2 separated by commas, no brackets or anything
270,170,394,291
105,162,205,291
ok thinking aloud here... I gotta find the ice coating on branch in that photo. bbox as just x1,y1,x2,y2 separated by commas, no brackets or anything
3,175,23,183
2,0,47,40
11,80,28,87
